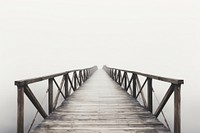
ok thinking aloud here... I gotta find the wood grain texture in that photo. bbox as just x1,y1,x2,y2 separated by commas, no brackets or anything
30,70,170,133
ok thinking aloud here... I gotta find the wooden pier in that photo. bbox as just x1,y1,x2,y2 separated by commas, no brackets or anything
15,66,183,133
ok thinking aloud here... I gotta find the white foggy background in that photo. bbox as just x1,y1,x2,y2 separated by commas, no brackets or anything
0,0,200,132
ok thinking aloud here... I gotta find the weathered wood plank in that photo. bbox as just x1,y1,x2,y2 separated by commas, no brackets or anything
30,70,170,133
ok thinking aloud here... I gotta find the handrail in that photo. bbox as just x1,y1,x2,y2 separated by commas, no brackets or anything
106,66,183,85
15,67,97,86
15,66,98,133
103,65,183,133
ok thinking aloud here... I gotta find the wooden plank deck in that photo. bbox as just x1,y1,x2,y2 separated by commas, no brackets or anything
30,70,170,133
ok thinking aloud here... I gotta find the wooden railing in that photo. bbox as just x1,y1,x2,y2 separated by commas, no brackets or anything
15,66,98,133
103,65,184,133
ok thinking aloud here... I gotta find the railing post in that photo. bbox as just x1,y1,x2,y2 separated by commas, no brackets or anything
17,86,24,133
74,72,77,90
48,78,53,114
147,78,153,113
112,69,114,80
64,75,68,98
79,70,82,86
115,70,117,82
86,69,88,80
88,69,90,77
112,69,114,79
118,70,121,84
111,69,114,79
132,74,136,98
83,69,86,82
124,72,127,90
174,84,181,133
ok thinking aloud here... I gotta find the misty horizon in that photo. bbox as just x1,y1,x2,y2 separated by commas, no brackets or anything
1,0,200,132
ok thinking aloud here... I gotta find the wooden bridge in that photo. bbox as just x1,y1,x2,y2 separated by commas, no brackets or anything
15,66,184,133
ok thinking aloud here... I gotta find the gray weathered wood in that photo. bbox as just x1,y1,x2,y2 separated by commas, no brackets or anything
53,76,65,109
120,72,126,86
174,84,181,133
118,70,121,84
30,70,170,133
103,66,184,85
126,74,134,91
83,69,86,82
67,74,75,91
154,84,175,117
103,65,183,133
124,72,127,91
79,70,83,86
24,85,48,118
132,74,136,98
136,77,148,99
53,78,65,99
147,78,153,113
17,86,24,133
135,75,147,107
74,72,77,91
48,79,53,114
15,66,97,86
15,66,98,133
64,75,69,98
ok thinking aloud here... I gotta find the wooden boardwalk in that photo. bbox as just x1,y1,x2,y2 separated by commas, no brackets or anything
30,70,170,133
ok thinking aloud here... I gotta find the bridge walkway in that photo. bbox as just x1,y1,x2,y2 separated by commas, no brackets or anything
30,70,170,133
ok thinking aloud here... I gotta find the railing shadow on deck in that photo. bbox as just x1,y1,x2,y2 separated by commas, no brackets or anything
103,65,184,133
15,66,98,133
